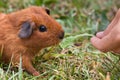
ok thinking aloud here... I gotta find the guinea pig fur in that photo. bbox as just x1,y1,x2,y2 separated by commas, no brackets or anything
0,6,64,76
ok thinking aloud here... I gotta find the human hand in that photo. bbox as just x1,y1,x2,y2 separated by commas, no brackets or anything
90,9,120,53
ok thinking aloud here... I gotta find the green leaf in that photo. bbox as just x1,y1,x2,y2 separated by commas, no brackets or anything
60,33,93,49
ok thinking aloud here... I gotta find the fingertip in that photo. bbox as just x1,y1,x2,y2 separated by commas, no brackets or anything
90,36,110,52
90,36,98,44
96,31,104,39
90,36,103,51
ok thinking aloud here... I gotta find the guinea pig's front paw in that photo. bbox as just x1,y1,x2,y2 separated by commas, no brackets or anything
32,71,40,76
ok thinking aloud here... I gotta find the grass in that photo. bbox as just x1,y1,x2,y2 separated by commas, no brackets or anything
0,0,120,80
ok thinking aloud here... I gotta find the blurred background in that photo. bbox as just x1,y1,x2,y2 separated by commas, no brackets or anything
0,0,120,35
0,0,120,80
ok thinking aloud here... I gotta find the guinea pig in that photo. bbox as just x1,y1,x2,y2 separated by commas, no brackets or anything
0,6,64,76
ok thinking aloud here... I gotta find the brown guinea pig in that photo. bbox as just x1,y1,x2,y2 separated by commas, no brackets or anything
0,6,64,76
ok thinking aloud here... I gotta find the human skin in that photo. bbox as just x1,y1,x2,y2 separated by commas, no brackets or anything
90,9,120,53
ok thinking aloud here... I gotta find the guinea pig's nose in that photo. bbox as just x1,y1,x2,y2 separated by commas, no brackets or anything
59,31,64,39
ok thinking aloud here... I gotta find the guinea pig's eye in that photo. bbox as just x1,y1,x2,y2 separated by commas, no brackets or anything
39,25,47,32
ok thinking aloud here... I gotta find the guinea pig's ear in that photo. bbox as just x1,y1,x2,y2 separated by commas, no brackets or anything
18,22,33,39
45,8,50,15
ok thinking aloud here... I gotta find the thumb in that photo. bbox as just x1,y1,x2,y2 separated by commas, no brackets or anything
90,36,113,52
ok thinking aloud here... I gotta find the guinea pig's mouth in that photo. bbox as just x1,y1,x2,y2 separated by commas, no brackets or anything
53,40,61,45
53,38,63,45
43,32,64,48
58,31,64,40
